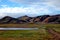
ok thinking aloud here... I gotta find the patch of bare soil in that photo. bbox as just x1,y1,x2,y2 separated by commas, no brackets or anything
46,28,60,40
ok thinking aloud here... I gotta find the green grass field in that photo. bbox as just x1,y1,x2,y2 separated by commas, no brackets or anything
0,24,60,40
0,29,47,40
0,23,60,28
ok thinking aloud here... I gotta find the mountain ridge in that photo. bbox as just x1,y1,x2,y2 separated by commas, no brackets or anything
0,14,60,24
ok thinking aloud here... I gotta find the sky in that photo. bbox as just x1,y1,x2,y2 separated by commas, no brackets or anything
0,0,60,18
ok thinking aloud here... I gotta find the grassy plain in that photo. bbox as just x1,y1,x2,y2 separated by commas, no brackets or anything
0,23,60,40
0,23,60,28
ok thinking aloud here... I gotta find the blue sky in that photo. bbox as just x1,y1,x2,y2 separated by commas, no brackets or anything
0,0,60,18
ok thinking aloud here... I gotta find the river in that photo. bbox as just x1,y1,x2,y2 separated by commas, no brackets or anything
0,28,38,30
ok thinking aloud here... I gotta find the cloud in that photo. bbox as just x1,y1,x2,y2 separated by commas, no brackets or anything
9,0,60,10
0,0,60,18
1,5,9,8
8,0,60,17
0,5,53,18
9,0,60,5
9,0,47,4
0,7,30,13
0,13,7,17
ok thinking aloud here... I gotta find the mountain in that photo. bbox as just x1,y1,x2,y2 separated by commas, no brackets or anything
0,16,12,23
18,15,35,23
0,14,60,24
42,14,60,23
34,15,50,23
18,15,29,20
0,16,27,24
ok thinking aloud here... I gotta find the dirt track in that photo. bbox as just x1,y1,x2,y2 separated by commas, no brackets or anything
46,28,60,40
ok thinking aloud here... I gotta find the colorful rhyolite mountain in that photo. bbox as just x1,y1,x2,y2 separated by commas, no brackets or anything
0,14,60,24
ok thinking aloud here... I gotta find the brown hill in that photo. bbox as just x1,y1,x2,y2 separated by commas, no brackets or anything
0,14,60,24
0,16,12,23
0,16,27,24
18,15,35,23
42,14,60,23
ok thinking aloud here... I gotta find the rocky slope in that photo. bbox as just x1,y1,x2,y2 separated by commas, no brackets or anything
0,14,60,24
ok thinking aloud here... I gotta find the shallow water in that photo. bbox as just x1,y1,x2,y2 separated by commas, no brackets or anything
0,28,38,30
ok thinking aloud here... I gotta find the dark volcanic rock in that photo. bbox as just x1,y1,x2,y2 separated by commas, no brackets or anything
42,15,60,23
0,14,60,24
40,15,50,21
47,16,58,22
55,19,60,23
0,16,12,23
33,15,50,23
8,18,19,24
18,15,35,23
0,16,28,24
17,20,27,23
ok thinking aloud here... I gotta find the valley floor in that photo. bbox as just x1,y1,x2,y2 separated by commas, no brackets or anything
0,23,60,28
0,24,60,40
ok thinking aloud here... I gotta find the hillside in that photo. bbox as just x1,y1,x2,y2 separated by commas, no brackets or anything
0,14,60,24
